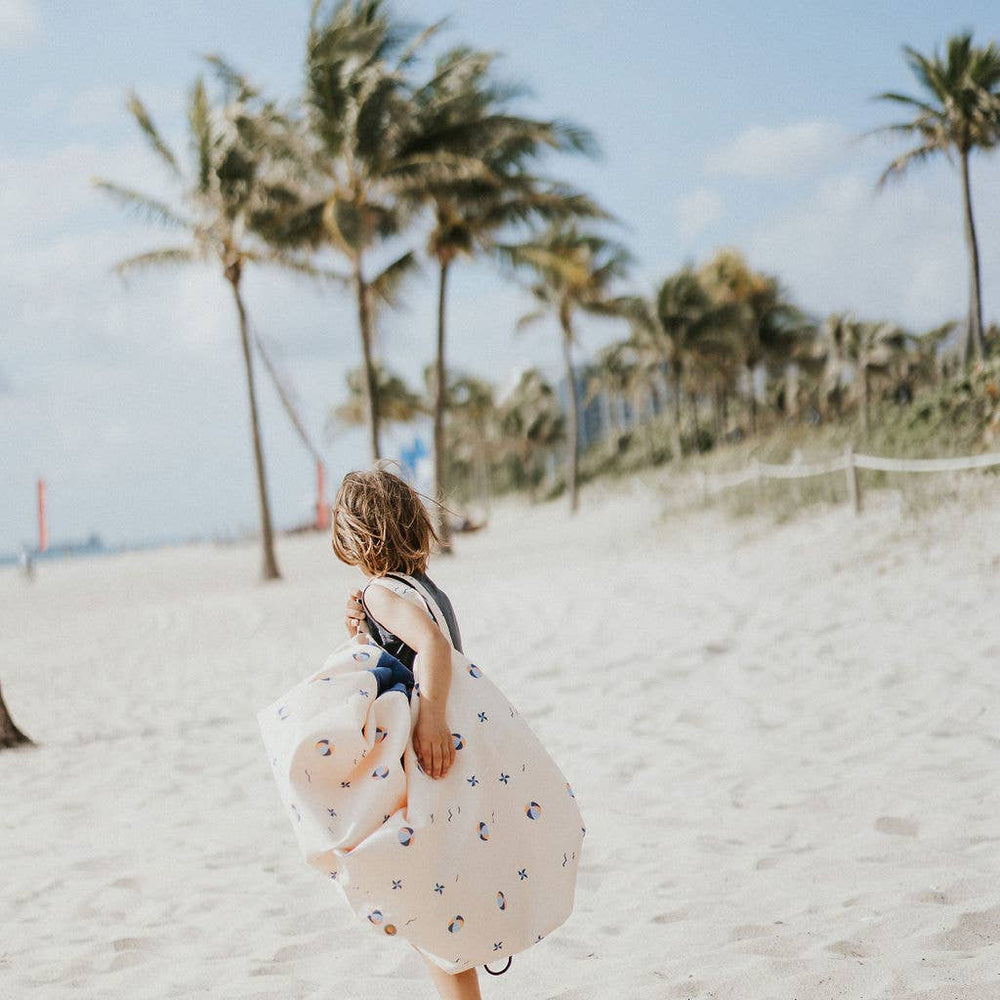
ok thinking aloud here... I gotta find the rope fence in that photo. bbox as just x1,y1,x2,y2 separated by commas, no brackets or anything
696,445,1000,514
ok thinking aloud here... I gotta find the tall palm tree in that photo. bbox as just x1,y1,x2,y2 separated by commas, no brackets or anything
872,32,1000,365
400,45,603,546
501,224,632,512
629,268,738,461
272,0,439,463
698,249,801,435
93,63,309,581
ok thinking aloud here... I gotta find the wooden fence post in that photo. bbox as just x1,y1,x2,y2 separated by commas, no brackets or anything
845,444,862,515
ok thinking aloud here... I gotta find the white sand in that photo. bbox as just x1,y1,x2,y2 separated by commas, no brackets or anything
2,484,1000,999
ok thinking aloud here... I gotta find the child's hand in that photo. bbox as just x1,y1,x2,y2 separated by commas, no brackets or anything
413,708,456,779
345,589,367,637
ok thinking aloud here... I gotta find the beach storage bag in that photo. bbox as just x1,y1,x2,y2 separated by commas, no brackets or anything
257,572,585,974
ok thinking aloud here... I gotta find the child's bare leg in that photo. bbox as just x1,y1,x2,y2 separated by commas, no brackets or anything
417,951,482,1000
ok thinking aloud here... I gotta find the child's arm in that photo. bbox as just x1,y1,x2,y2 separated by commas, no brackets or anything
362,584,456,780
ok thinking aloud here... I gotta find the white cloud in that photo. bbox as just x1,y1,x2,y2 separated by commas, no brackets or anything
706,120,852,180
741,159,1000,330
0,0,39,47
675,187,724,240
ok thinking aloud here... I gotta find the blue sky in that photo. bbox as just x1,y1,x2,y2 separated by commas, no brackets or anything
2,0,1000,552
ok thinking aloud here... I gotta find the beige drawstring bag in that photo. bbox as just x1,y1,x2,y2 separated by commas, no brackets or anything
257,572,585,974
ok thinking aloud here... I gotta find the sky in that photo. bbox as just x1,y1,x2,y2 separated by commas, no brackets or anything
2,0,1000,552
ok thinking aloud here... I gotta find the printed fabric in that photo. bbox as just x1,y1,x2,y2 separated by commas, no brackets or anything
256,573,585,973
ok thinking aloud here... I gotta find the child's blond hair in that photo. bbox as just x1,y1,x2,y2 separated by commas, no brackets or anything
331,466,438,576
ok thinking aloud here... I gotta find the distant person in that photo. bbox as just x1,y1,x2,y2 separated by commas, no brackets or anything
17,546,34,582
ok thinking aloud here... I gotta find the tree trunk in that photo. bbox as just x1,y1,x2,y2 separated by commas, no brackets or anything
959,149,986,366
670,362,683,461
227,265,281,582
0,680,33,749
746,363,757,434
432,259,452,552
712,382,722,441
860,364,870,437
689,389,700,447
560,311,580,513
354,262,381,462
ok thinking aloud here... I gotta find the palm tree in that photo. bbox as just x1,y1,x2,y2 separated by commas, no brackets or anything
585,339,658,459
272,0,446,464
497,368,566,498
629,268,738,461
400,45,604,546
93,63,311,581
842,318,908,435
501,224,632,512
872,32,1000,365
698,249,802,435
445,373,500,511
327,362,425,437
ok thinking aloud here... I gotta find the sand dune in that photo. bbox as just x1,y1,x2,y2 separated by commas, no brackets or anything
2,485,999,999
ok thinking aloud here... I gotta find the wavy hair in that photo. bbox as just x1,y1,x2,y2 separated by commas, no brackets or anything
331,464,438,576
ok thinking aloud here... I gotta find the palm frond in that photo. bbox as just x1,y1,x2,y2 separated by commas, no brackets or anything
91,179,192,230
369,250,419,309
111,246,198,284
126,90,181,175
515,308,548,334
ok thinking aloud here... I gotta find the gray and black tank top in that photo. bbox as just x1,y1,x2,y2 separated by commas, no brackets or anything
363,570,463,669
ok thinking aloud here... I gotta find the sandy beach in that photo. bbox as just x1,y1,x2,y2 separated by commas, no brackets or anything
2,483,1000,1000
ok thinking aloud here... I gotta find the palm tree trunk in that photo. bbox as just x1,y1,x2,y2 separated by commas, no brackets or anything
227,265,281,582
354,262,381,462
746,363,757,434
0,680,32,749
433,259,452,552
959,149,986,365
860,365,871,437
559,312,580,513
670,362,683,460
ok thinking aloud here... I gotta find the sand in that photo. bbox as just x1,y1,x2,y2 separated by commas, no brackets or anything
2,482,999,999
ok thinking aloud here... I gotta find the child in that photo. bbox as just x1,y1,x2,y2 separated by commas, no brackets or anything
331,466,484,1000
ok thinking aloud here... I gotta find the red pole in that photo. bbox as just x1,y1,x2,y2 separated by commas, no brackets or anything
316,461,328,530
37,478,48,552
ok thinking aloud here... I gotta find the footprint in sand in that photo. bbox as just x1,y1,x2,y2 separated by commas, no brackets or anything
874,815,918,837
932,905,1000,951
825,937,870,958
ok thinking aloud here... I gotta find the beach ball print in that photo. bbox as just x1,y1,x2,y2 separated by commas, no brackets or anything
496,891,506,911
448,915,465,933
478,822,490,841
375,726,388,743
398,826,415,847
468,664,483,678
315,738,333,756
368,909,384,926
371,765,389,779
452,733,465,750
352,650,372,663
525,801,543,820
